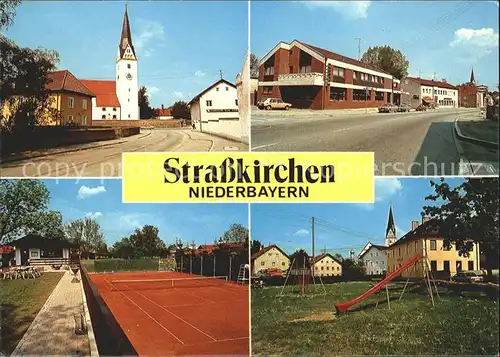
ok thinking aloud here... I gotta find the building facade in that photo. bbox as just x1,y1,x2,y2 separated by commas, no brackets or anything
312,253,342,277
81,6,139,121
251,245,290,275
401,77,458,109
457,68,488,108
257,40,402,110
189,79,241,139
386,217,481,278
359,245,388,275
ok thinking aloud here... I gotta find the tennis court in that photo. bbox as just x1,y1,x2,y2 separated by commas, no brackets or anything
88,271,249,356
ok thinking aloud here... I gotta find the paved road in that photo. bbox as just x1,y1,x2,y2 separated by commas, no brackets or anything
251,109,496,176
1,129,248,177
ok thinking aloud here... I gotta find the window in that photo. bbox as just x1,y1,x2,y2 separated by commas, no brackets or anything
128,114,131,118
67,115,74,122
468,261,474,270
102,107,106,111
272,262,276,266
413,95,419,99
112,115,117,119
326,266,330,270
127,64,131,69
330,87,347,101
375,91,384,101
430,261,438,271
261,261,265,266
101,115,106,119
456,261,462,272
333,66,344,77
68,97,74,108
226,87,229,91
300,65,311,73
82,115,87,125
113,108,117,111
206,100,213,107
30,251,39,258
443,261,450,271
353,89,368,101
264,66,274,76
129,88,130,92
235,99,238,106
282,262,285,266
128,99,130,102
216,87,219,91
82,99,87,110
263,87,273,94
430,240,437,250
353,71,357,79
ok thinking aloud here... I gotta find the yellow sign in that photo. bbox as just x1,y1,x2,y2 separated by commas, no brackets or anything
122,152,374,203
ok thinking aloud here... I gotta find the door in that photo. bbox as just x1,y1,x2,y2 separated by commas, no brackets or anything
20,248,29,265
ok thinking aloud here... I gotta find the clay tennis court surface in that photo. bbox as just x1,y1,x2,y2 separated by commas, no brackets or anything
89,271,249,356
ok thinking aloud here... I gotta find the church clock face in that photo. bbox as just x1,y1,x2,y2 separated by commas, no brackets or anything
126,73,133,80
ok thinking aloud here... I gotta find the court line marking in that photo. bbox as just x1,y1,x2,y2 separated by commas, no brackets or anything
104,279,185,345
131,289,218,342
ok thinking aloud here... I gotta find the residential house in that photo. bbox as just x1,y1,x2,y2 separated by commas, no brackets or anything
401,76,458,109
80,6,139,121
251,244,290,275
256,40,403,110
154,105,173,120
188,79,241,139
10,234,78,267
358,244,388,275
311,253,342,277
386,217,481,278
457,68,488,108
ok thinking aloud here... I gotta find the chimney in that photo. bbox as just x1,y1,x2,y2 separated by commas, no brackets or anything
422,216,431,225
411,220,419,231
161,104,164,110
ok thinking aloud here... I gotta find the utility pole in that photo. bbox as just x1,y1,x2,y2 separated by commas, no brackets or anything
311,217,315,278
220,70,223,80
355,37,362,60
418,68,422,78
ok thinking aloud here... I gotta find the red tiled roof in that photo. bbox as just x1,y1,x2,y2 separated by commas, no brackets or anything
45,70,95,97
298,41,392,76
406,77,458,90
251,244,289,260
80,80,121,107
155,107,172,116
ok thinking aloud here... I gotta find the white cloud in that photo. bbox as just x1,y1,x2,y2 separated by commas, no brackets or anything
119,213,147,231
374,177,403,202
195,70,206,77
302,1,371,20
147,86,160,96
134,19,166,57
77,185,106,200
173,91,184,98
294,228,310,236
450,28,499,60
86,212,103,219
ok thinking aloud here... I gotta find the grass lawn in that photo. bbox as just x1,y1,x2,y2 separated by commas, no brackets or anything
252,282,499,355
0,272,64,354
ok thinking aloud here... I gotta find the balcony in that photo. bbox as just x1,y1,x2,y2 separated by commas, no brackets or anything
278,72,324,86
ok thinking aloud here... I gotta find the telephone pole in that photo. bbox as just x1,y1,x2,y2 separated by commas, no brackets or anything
355,38,362,60
311,217,315,278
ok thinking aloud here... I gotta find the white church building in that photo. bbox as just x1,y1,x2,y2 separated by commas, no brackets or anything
81,5,139,120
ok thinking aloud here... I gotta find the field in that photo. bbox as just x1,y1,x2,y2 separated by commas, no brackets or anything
0,272,64,354
251,281,499,355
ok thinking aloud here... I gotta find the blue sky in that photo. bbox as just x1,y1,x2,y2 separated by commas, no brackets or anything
4,1,248,107
250,177,466,257
40,179,248,247
251,1,499,88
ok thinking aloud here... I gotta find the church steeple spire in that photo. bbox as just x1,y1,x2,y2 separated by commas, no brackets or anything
385,204,397,246
470,67,476,84
118,4,136,60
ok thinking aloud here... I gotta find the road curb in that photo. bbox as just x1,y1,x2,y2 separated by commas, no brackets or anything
454,118,498,149
0,140,128,165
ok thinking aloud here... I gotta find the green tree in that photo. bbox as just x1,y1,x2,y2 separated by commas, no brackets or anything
220,223,249,243
423,178,499,278
250,53,259,78
65,217,106,258
138,86,154,119
251,239,262,256
171,101,191,120
111,237,134,259
341,258,365,280
128,225,169,258
0,179,64,243
0,0,22,31
361,45,409,80
289,249,311,269
333,253,344,262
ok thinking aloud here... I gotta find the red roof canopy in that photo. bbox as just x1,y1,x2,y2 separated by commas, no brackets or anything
80,80,121,107
46,70,95,97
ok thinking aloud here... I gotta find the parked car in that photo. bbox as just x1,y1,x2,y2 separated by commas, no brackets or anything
257,98,292,110
416,104,427,111
378,103,398,113
397,103,411,112
452,271,484,283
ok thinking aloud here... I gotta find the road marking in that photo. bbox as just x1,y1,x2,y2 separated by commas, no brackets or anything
251,143,279,150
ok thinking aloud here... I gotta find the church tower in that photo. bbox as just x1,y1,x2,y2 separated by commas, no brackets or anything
385,204,397,246
116,5,139,120
470,67,476,85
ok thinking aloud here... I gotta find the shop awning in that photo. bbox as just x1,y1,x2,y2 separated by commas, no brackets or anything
422,97,435,104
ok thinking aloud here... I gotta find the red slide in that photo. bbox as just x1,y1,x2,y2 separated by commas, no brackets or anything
335,254,423,314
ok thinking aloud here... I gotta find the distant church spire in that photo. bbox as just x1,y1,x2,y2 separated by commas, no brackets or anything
385,204,397,246
119,4,136,59
470,67,476,84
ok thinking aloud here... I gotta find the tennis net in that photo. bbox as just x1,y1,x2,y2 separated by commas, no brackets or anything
108,275,229,291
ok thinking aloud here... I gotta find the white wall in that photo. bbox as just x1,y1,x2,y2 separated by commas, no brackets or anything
15,249,21,266
196,82,242,139
93,104,121,120
29,248,40,260
190,101,201,129
421,85,458,108
116,58,139,120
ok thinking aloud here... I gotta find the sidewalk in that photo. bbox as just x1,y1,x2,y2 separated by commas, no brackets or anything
251,106,379,117
11,271,92,356
176,129,249,152
455,115,499,147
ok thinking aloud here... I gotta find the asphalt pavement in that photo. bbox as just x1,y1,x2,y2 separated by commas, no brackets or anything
251,108,496,176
